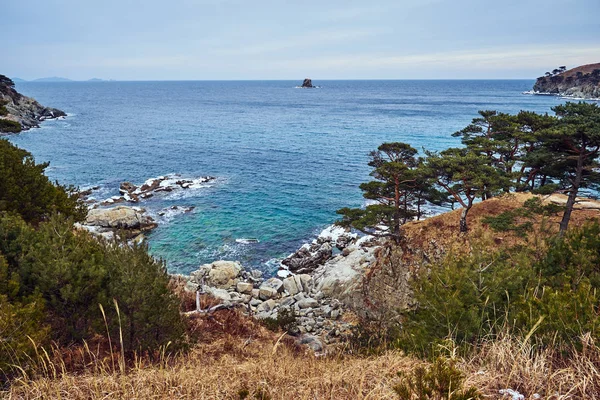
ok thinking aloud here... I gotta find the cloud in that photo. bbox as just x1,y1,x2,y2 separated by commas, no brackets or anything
266,44,600,73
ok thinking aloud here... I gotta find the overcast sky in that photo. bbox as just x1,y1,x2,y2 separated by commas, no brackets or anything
2,0,599,80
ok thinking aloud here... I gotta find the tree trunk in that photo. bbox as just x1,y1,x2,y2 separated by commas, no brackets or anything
559,150,584,236
460,205,470,233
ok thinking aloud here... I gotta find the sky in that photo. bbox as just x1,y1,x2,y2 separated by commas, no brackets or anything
2,0,599,80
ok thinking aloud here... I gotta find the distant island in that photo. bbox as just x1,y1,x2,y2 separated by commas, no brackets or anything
10,77,112,82
530,63,600,99
32,76,74,82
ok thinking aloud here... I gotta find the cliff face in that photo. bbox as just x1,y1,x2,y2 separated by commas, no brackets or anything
532,63,600,99
0,74,66,134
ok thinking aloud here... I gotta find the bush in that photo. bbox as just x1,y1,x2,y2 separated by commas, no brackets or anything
399,223,600,355
0,119,22,133
0,214,186,353
262,307,297,334
0,139,86,224
393,357,481,400
0,100,9,116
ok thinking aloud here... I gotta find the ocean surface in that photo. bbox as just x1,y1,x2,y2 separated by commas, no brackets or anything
8,80,567,275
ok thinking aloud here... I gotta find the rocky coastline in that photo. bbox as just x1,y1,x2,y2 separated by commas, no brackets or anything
0,74,66,133
529,63,600,100
180,225,381,351
76,174,216,241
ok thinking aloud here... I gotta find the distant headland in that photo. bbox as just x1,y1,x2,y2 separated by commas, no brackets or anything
527,63,600,100
0,74,66,134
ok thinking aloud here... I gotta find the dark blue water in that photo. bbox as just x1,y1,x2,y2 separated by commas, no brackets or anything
8,80,566,275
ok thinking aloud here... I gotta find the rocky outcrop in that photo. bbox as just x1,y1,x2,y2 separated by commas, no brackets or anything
185,255,355,343
0,74,66,133
531,63,600,99
95,174,215,206
77,206,158,240
301,78,314,88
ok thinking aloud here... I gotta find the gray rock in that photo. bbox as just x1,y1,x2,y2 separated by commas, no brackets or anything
297,298,319,309
283,275,302,296
280,297,296,307
205,287,231,302
298,334,324,352
259,278,283,299
257,299,277,313
250,298,262,307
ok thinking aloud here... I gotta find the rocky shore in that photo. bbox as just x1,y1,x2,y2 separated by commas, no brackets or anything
0,74,66,133
76,174,215,240
181,225,381,350
530,63,600,100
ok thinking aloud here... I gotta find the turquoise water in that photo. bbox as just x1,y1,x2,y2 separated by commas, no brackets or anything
8,80,566,275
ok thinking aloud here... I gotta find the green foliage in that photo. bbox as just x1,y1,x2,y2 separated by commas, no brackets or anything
103,240,186,353
0,100,9,116
425,147,508,232
262,307,297,334
393,357,481,400
482,197,561,237
0,119,22,133
0,139,86,224
399,222,600,355
337,142,442,241
0,214,186,353
0,254,49,376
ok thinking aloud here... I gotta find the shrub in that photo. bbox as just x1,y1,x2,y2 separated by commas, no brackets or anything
262,307,297,334
0,139,86,224
0,214,186,353
393,357,481,400
0,100,9,116
400,222,600,355
0,119,22,133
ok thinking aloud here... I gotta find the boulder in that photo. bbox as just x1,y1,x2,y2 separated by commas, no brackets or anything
205,287,231,302
258,278,283,300
119,181,137,194
206,261,242,288
85,206,156,231
281,242,333,274
297,334,323,352
257,299,277,313
283,275,303,296
236,282,254,294
297,298,319,309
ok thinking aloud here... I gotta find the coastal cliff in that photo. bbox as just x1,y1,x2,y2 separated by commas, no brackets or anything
0,74,66,134
532,63,600,99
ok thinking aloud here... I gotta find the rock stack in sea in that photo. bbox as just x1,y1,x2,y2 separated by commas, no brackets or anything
301,78,314,88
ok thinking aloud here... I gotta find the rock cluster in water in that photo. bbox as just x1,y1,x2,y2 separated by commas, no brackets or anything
76,174,215,240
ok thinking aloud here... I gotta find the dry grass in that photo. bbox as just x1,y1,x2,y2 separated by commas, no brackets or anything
5,195,600,399
5,310,419,399
6,315,600,399
464,333,600,399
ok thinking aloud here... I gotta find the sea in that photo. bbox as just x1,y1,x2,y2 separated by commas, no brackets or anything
7,80,568,275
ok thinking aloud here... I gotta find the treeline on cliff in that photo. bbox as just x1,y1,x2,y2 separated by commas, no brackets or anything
0,139,185,381
337,101,600,237
339,101,600,355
